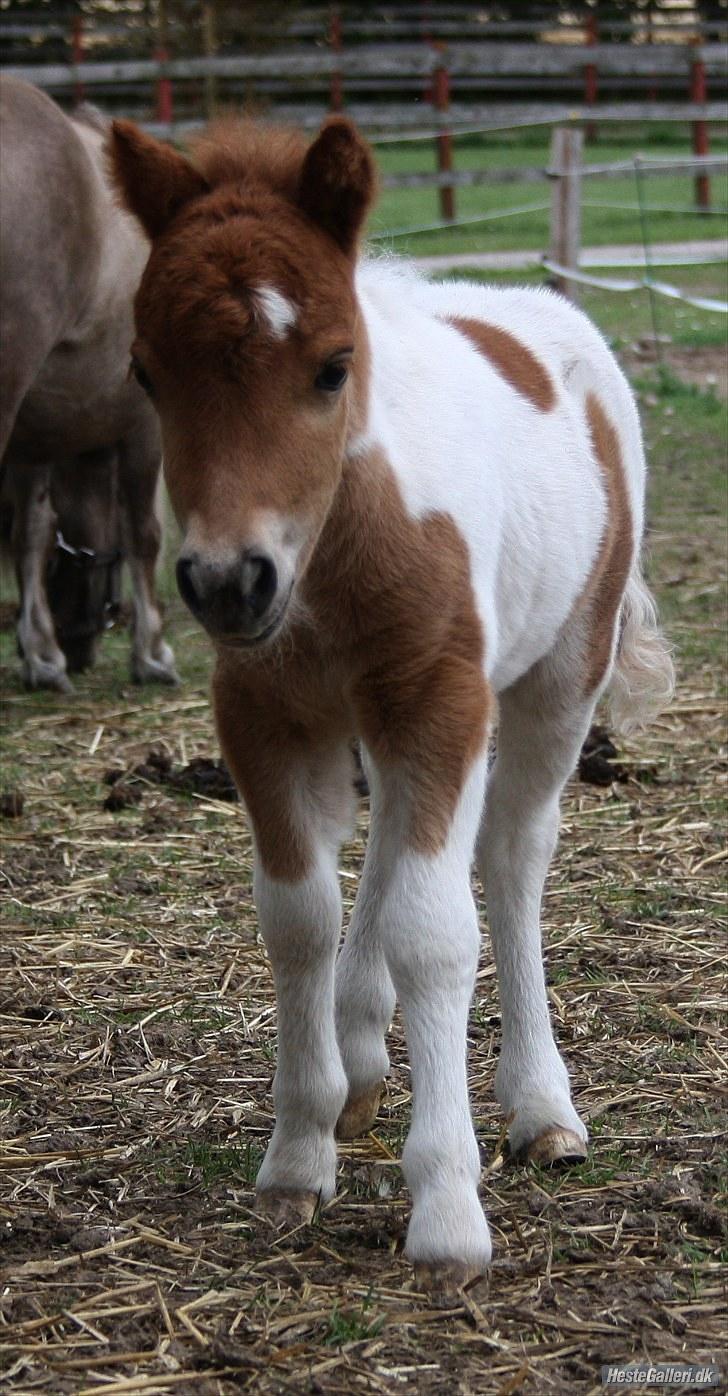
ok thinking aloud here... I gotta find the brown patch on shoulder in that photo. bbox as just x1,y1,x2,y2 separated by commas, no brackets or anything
310,456,491,857
447,316,556,412
580,392,634,693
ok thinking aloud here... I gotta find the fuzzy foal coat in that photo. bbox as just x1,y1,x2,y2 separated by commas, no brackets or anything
111,115,673,1288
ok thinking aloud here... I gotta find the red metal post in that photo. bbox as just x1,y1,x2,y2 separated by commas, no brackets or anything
71,14,85,108
433,57,455,223
329,5,343,112
584,11,598,144
156,47,173,125
691,48,710,210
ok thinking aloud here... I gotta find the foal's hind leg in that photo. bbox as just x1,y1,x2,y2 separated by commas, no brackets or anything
118,421,178,684
477,628,613,1165
8,462,71,692
335,753,396,1140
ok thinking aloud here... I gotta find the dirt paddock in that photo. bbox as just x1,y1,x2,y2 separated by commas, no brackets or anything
1,355,726,1394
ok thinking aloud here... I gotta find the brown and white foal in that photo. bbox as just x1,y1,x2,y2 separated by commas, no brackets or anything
111,115,673,1288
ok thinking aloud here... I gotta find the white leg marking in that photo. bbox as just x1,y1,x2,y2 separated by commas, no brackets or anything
336,755,396,1117
477,664,593,1160
254,847,348,1202
362,752,492,1272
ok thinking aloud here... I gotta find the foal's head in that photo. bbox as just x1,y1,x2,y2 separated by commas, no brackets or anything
110,116,375,647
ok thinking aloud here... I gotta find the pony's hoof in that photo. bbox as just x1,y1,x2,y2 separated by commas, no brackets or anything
526,1127,588,1167
23,659,73,693
132,660,180,686
413,1260,485,1297
336,1082,384,1139
131,643,179,686
254,1188,319,1229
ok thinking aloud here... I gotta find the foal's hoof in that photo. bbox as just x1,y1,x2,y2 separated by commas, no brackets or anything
526,1127,588,1167
131,652,180,686
336,1082,384,1140
254,1189,319,1229
413,1260,485,1297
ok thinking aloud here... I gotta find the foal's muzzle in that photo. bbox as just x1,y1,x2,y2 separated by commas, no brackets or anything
176,549,285,644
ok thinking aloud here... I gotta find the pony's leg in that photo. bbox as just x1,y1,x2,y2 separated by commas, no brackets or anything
118,422,178,684
356,745,492,1286
335,748,396,1138
9,462,71,692
214,668,355,1225
335,889,396,1140
477,640,601,1165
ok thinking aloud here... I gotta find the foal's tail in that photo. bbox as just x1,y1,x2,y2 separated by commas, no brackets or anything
608,559,675,736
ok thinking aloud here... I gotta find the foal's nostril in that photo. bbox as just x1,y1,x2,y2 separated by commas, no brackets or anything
241,551,278,620
176,556,201,613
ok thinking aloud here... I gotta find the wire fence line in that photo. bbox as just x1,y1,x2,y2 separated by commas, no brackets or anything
379,131,727,322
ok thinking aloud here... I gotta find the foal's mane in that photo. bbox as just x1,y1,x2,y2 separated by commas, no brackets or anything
187,117,309,198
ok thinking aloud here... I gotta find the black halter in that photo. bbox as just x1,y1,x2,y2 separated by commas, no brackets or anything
50,529,123,639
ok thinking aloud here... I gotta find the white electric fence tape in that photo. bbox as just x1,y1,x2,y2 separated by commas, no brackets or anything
541,259,728,313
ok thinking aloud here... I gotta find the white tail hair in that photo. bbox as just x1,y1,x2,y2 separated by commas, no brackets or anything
608,560,675,736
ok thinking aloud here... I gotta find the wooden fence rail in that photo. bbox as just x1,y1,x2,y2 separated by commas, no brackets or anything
383,153,728,190
5,42,727,88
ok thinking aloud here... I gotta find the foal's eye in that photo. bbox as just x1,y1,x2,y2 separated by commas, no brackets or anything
130,355,155,399
315,359,349,393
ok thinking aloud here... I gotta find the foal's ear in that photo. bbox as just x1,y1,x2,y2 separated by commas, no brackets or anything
109,120,209,241
298,118,375,256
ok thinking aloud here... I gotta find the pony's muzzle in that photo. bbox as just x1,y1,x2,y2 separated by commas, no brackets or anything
176,549,282,642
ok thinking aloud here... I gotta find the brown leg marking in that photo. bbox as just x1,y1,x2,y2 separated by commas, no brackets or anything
335,1080,385,1140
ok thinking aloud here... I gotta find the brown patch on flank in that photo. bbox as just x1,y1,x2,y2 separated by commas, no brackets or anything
581,393,634,693
448,316,556,412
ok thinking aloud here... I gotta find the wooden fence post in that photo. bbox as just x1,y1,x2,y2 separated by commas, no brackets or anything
155,0,173,126
584,10,598,144
329,5,343,112
202,1,218,120
71,13,84,108
421,0,433,103
433,53,455,222
548,126,583,302
691,46,711,210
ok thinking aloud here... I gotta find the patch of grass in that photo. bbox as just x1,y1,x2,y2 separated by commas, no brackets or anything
324,1292,384,1347
370,130,728,255
182,1140,265,1186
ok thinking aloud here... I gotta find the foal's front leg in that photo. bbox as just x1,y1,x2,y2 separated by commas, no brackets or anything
215,670,353,1224
348,685,492,1284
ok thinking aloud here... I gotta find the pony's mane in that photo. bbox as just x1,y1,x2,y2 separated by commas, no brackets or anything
187,117,308,199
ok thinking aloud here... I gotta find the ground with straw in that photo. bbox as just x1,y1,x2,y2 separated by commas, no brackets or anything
1,319,726,1393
